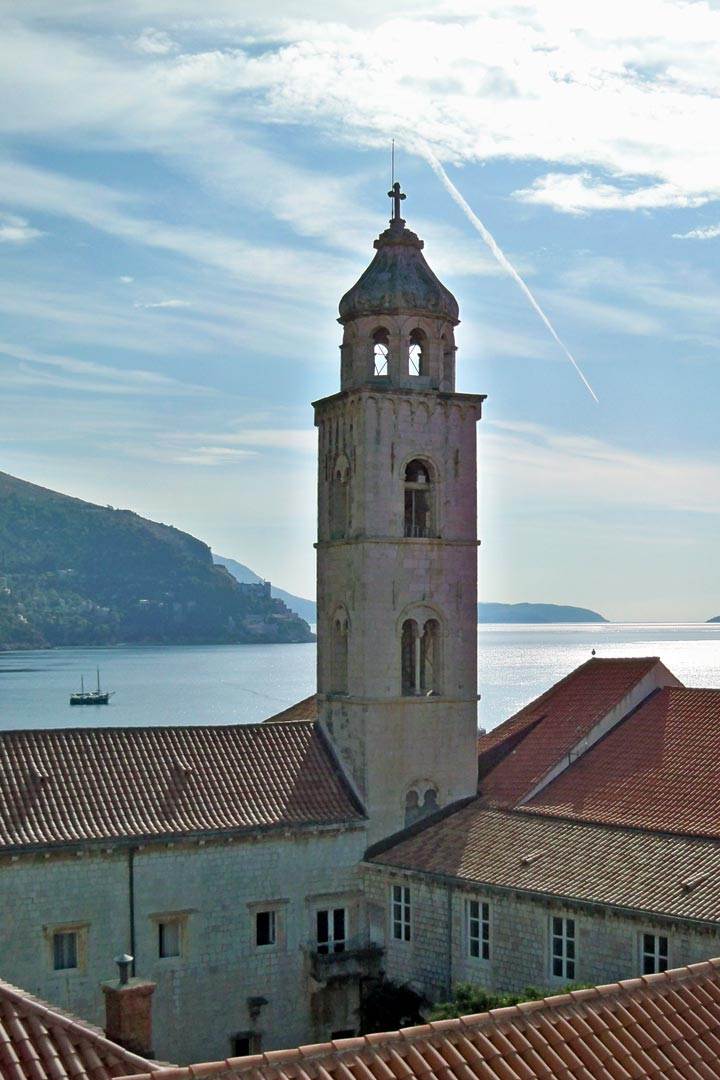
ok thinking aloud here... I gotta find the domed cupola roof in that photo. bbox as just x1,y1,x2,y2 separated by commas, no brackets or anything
338,183,459,325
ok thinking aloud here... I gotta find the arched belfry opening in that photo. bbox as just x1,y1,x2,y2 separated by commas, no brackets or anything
372,328,389,376
404,459,434,538
408,329,426,377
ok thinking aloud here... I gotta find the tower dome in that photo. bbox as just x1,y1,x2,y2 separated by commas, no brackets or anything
338,183,459,325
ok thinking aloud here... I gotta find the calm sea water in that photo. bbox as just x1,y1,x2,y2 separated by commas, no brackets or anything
1,623,720,733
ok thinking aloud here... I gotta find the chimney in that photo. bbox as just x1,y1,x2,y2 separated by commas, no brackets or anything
102,954,156,1058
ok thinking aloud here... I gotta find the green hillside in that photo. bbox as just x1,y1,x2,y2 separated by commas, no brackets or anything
0,471,314,649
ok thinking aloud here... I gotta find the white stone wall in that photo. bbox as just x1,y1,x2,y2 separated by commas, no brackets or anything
0,825,367,1066
363,866,720,1005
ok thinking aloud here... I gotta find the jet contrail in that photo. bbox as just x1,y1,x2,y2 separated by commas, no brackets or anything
423,148,599,404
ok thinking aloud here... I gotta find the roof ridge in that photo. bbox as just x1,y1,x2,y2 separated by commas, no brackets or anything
121,959,720,1080
0,719,318,737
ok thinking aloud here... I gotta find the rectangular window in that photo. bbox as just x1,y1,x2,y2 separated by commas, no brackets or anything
642,933,668,974
551,916,576,980
317,907,347,954
466,899,490,960
391,885,411,942
231,1033,260,1057
52,931,78,971
256,910,276,948
158,919,181,959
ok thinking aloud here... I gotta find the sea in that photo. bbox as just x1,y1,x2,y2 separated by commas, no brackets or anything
1,623,720,734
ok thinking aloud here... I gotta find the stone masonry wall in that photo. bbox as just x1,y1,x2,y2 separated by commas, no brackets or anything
0,825,367,1066
364,866,720,1007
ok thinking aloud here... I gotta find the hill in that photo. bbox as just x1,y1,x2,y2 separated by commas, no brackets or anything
0,471,314,649
478,602,606,623
708,616,720,623
214,554,316,623
211,566,607,627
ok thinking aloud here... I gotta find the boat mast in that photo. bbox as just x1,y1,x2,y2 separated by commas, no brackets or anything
96,667,100,694
81,674,84,694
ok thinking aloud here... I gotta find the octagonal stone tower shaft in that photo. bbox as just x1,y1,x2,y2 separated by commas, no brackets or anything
314,187,485,844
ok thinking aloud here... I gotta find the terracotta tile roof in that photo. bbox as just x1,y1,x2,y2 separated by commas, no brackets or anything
122,959,720,1080
368,802,720,923
0,722,363,853
0,977,157,1080
263,695,318,724
526,686,720,839
477,658,675,807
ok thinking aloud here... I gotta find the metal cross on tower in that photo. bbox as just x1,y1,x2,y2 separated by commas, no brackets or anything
388,181,406,221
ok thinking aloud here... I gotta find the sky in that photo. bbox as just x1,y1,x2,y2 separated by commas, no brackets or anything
1,1,720,621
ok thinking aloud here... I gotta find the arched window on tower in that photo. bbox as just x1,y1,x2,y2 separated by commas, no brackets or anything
330,455,349,539
404,459,433,538
373,328,389,376
404,785,439,827
401,617,442,696
331,610,349,694
408,329,426,376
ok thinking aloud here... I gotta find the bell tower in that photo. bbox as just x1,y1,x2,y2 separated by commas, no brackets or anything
314,185,485,843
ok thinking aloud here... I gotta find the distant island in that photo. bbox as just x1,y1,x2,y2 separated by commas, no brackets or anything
708,615,720,623
478,602,607,623
213,566,607,626
0,471,314,650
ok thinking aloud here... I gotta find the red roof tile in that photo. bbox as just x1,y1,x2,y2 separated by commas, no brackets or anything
263,696,318,724
0,977,157,1080
477,658,675,807
367,803,720,923
122,959,720,1080
0,722,362,852
526,686,720,838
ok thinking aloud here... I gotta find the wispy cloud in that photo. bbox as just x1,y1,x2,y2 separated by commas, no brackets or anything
0,212,42,243
673,224,720,241
0,341,213,397
134,298,191,309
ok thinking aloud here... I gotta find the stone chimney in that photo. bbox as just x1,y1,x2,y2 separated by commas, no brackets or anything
102,954,156,1058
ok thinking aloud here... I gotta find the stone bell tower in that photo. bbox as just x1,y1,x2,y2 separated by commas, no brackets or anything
314,183,485,844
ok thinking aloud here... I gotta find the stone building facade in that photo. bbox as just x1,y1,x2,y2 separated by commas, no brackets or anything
4,186,720,1070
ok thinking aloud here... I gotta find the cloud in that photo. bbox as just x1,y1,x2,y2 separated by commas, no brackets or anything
4,5,720,235
0,212,42,243
0,341,212,396
133,29,177,55
673,223,720,240
513,173,709,216
134,298,191,309
485,420,720,518
118,275,134,283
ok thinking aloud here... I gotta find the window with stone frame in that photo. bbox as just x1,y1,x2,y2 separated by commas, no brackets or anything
158,918,182,959
330,456,349,539
316,907,347,954
330,610,349,694
52,930,78,971
401,617,442,696
391,884,411,942
466,899,490,961
551,916,576,980
641,932,668,974
404,459,433,538
255,909,277,948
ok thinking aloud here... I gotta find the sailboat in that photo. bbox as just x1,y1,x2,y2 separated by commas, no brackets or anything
69,668,114,705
